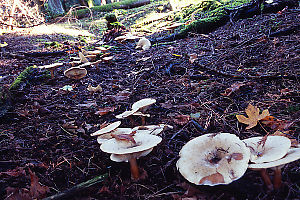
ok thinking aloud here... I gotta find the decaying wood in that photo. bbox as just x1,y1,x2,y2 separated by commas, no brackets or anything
118,0,150,9
152,0,299,43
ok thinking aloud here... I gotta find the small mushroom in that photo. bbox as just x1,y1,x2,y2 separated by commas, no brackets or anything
64,67,87,80
116,98,156,125
243,136,291,189
39,63,63,79
100,132,162,180
243,136,291,163
177,133,250,186
132,124,173,135
136,37,151,51
90,121,121,136
102,56,114,63
249,148,300,189
163,23,184,33
131,98,156,111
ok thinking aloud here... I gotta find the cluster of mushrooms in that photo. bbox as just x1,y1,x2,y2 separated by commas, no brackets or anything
91,98,172,180
177,133,300,189
91,99,299,188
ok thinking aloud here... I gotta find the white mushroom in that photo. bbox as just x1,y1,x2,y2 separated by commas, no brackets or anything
90,121,121,136
132,124,173,135
243,136,291,163
177,133,250,186
136,37,151,51
100,132,162,180
131,98,156,111
249,148,300,189
39,63,63,79
116,98,156,125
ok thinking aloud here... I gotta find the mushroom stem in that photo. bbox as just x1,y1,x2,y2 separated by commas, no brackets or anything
259,169,273,190
129,157,139,180
273,166,282,190
141,116,146,125
129,116,136,126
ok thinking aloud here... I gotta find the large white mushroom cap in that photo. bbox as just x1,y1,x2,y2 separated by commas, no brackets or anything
177,133,250,186
100,132,162,155
249,148,300,169
243,136,291,163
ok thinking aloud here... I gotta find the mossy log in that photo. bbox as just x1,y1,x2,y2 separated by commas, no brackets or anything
72,0,150,18
152,0,298,43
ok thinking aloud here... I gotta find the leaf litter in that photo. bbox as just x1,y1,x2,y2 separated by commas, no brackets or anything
0,6,299,200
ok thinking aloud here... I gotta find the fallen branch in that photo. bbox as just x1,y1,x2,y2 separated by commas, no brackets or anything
43,173,108,200
193,62,300,81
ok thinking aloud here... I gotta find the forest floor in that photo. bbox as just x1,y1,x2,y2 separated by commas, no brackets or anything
0,2,299,200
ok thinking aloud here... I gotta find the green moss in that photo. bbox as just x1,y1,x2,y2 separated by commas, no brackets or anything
9,66,51,90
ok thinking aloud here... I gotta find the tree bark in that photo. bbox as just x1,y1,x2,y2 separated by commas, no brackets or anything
47,0,65,15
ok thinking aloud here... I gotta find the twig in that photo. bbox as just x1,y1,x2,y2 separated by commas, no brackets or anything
42,173,108,200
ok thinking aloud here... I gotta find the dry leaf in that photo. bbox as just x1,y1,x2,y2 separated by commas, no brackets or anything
0,167,26,177
173,115,190,125
199,172,225,185
189,53,197,64
87,84,102,93
261,116,292,130
221,82,246,96
111,132,136,143
109,90,131,102
236,104,270,129
95,107,116,116
29,169,49,199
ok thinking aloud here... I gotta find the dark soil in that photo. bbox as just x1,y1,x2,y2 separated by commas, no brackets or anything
0,7,299,200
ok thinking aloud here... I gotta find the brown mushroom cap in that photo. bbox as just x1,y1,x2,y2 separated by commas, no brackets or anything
177,133,250,186
91,121,121,136
249,148,300,169
243,136,291,163
100,132,162,155
110,148,153,162
64,67,87,80
131,98,156,111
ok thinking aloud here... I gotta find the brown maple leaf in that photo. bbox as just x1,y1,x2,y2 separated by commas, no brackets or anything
236,104,270,129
